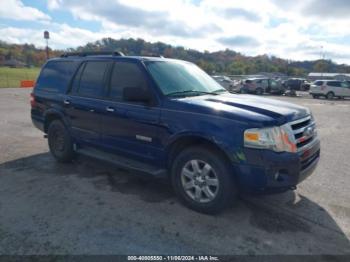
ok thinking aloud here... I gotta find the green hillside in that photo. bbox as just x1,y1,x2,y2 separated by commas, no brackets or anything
1,37,350,78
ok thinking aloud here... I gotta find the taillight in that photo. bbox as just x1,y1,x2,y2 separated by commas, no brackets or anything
30,93,36,107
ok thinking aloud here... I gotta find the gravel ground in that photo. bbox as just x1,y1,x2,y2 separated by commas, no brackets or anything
0,88,349,255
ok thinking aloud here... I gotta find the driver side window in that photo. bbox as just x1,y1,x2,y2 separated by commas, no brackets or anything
109,61,148,101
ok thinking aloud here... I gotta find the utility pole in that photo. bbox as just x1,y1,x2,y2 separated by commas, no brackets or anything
44,31,50,60
320,46,324,78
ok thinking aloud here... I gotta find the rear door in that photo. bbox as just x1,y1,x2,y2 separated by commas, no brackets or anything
64,60,111,145
269,79,280,92
327,81,342,96
101,60,162,164
260,79,269,91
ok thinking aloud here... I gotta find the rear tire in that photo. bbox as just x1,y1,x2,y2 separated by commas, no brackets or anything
256,88,263,95
48,120,75,163
312,94,319,99
326,92,334,100
171,146,237,214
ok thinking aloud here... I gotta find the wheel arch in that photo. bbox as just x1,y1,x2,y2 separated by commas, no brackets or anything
166,134,233,169
43,110,69,133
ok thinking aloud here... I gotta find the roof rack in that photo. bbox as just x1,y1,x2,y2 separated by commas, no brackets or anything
60,51,125,57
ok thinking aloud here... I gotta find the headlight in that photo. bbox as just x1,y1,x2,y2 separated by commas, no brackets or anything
244,124,297,153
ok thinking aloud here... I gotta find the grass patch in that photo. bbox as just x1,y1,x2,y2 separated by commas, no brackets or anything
0,67,41,88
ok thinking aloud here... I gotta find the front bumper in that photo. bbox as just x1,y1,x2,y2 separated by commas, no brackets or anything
234,138,320,193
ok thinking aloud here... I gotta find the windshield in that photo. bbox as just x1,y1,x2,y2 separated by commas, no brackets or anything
145,60,226,96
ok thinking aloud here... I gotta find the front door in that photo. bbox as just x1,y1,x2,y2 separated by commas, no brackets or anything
341,81,350,97
101,60,162,165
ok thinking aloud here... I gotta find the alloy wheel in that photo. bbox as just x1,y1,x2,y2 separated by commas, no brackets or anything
180,159,219,203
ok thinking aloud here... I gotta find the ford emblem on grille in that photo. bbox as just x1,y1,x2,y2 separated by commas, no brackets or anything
304,126,315,138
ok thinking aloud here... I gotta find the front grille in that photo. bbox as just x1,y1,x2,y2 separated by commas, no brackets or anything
288,115,319,171
289,116,316,150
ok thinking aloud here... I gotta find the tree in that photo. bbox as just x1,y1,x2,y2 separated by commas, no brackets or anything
313,60,330,72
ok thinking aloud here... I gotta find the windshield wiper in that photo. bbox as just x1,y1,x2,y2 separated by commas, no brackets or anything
212,89,227,93
167,90,220,97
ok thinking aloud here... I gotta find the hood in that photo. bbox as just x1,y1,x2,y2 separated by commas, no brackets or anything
171,93,310,126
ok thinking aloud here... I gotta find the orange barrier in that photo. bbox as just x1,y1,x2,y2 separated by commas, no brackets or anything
20,80,35,88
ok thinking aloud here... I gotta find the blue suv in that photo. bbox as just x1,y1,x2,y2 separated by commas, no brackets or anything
31,52,320,214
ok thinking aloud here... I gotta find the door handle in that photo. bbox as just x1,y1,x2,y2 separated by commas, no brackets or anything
63,99,70,105
106,106,115,112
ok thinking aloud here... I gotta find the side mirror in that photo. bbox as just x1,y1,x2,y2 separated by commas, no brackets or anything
123,86,152,103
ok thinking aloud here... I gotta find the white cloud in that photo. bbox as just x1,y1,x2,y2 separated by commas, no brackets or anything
0,0,50,21
0,24,106,49
1,0,350,63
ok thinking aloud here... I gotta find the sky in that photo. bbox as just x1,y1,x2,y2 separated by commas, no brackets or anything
0,0,350,64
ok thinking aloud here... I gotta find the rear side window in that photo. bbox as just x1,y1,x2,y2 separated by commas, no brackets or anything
328,81,341,87
77,61,109,98
341,82,350,88
36,61,77,92
109,61,148,100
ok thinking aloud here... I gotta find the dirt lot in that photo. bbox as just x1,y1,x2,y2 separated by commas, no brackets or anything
0,88,349,255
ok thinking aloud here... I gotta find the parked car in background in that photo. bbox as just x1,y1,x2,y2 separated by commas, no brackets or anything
266,79,286,94
241,78,285,95
212,75,234,91
309,80,350,99
283,78,310,91
301,80,311,91
230,79,244,93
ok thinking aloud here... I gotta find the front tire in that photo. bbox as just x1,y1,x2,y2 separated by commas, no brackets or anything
48,120,75,163
171,146,237,214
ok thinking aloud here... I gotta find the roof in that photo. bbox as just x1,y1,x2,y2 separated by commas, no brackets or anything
49,55,176,63
308,72,350,77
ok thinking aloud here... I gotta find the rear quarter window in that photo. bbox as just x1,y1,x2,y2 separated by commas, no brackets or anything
36,60,78,93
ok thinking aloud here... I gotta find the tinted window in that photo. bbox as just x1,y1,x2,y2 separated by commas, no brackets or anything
341,81,350,88
36,61,78,92
314,81,323,86
70,62,85,93
109,62,148,100
328,81,341,87
261,79,268,85
78,61,109,97
270,80,277,87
